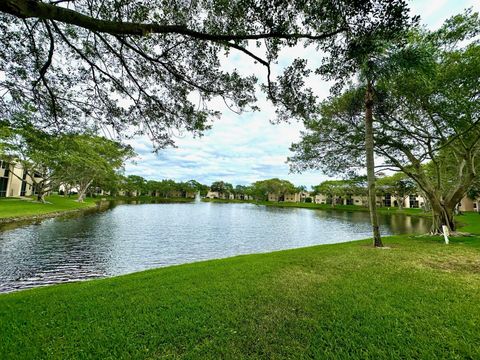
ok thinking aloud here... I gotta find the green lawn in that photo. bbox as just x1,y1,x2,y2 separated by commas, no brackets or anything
0,195,195,221
456,211,480,234
0,195,97,220
0,213,479,358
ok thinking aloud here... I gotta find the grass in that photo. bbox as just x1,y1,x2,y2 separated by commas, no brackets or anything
0,211,479,358
0,195,195,221
457,211,480,233
0,195,97,220
203,198,429,216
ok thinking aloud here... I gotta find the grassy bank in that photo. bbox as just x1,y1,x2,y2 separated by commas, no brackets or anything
0,214,479,358
203,197,428,216
0,195,97,220
0,195,195,222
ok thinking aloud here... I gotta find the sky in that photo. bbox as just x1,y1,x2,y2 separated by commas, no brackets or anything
125,0,480,188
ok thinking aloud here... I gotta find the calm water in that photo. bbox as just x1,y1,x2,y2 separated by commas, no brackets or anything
0,202,430,293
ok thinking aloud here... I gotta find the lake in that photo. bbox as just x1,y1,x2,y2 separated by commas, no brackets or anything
0,201,430,293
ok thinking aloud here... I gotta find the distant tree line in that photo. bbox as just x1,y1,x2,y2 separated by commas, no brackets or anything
114,177,209,198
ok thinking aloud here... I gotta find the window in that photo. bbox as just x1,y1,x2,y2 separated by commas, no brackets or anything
346,194,353,205
384,193,391,207
409,195,419,208
20,172,27,196
0,177,8,197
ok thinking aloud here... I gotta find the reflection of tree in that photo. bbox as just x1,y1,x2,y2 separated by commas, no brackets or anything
311,209,430,235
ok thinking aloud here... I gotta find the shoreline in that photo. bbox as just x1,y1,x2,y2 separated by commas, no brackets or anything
1,225,478,358
0,196,195,230
202,197,433,218
1,198,475,294
0,196,430,228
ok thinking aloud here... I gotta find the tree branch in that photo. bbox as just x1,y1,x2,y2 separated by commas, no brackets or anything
1,0,346,40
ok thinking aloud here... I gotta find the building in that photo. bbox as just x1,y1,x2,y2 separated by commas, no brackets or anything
313,193,367,206
0,160,35,198
234,193,253,200
268,191,311,203
458,196,480,212
205,190,234,200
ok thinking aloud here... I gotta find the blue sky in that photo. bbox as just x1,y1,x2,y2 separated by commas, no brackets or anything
125,0,479,188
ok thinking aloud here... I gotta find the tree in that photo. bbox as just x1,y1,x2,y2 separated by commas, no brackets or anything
312,180,347,208
210,181,233,196
377,173,417,210
59,134,135,202
177,180,202,198
288,0,415,246
290,11,480,234
467,178,480,202
251,178,296,201
1,122,64,202
124,175,147,197
0,1,413,149
234,185,249,199
312,178,366,207
188,180,209,197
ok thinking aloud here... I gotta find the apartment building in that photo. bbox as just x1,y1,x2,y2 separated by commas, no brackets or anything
267,191,310,202
205,190,234,200
0,160,35,198
458,196,480,212
313,194,367,206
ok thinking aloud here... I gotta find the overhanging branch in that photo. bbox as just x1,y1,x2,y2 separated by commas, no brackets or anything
1,0,346,41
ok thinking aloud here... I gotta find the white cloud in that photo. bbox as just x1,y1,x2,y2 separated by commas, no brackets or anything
125,0,479,188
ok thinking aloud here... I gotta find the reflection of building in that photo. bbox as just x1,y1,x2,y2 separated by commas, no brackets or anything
0,160,35,198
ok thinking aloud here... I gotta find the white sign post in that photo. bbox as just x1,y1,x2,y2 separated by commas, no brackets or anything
442,225,449,245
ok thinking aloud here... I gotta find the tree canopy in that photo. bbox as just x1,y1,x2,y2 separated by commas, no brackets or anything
1,123,134,202
289,11,480,233
0,0,413,149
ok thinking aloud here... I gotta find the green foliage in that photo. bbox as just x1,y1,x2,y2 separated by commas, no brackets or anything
0,0,413,148
290,11,480,231
312,178,367,206
377,173,417,207
59,134,135,200
211,181,234,194
251,178,296,201
1,123,134,201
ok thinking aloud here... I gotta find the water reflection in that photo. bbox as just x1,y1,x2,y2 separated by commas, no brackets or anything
0,202,430,293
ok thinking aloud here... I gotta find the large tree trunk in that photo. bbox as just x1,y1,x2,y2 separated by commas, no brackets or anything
34,180,47,203
397,196,404,210
37,192,46,203
76,179,93,203
365,80,383,247
430,199,456,234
